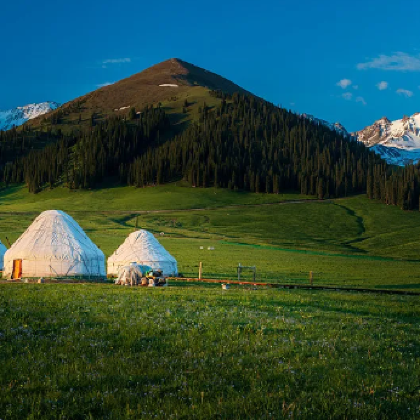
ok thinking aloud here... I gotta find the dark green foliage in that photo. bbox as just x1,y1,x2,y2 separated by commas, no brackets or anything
366,162,420,210
0,107,169,192
126,93,381,198
128,107,136,120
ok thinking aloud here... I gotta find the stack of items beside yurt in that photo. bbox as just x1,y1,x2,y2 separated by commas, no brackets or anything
115,263,152,286
108,229,177,278
3,210,106,279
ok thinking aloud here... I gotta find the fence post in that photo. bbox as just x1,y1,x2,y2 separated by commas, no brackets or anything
309,271,313,286
199,262,203,280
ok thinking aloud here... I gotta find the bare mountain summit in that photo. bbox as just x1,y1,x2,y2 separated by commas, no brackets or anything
24,58,252,132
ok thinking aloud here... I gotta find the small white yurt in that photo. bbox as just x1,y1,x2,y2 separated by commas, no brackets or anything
4,210,106,279
108,229,177,277
0,240,7,271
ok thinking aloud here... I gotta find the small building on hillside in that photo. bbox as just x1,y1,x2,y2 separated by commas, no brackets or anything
108,229,178,277
3,210,106,279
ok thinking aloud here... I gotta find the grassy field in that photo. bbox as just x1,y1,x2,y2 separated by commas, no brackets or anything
0,183,312,213
1,184,420,290
1,186,420,418
1,283,420,419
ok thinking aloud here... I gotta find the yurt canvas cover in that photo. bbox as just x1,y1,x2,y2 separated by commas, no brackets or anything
0,240,7,270
4,210,106,279
108,230,177,276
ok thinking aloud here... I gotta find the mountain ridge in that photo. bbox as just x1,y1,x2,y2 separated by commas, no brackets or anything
352,112,420,166
301,113,350,138
0,102,59,131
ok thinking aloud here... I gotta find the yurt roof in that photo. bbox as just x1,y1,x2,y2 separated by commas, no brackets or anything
108,229,176,263
5,210,103,261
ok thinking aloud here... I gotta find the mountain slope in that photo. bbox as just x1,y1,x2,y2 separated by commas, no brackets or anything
353,113,420,165
76,57,251,111
27,58,252,131
301,113,350,138
0,102,58,131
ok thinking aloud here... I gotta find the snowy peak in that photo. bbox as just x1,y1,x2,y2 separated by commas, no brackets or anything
354,113,420,148
301,113,350,137
0,102,59,131
353,113,420,166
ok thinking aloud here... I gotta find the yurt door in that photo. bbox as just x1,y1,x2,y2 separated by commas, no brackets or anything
12,259,22,279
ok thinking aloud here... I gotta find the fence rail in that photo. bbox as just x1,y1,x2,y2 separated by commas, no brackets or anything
178,264,321,285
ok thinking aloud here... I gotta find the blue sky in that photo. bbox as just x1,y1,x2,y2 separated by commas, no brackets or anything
1,0,419,131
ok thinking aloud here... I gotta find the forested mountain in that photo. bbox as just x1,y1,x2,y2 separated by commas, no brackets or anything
127,92,377,198
0,90,385,200
2,58,420,211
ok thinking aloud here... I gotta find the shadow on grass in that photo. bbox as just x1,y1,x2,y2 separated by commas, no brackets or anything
374,283,420,290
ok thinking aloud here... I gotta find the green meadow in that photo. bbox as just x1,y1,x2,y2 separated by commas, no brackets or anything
1,284,420,419
0,184,419,290
1,184,420,419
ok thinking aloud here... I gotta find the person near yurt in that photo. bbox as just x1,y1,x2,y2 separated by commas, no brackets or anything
0,239,7,272
3,210,106,279
108,229,177,277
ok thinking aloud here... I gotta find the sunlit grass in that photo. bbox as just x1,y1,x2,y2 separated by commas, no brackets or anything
1,188,420,290
1,283,419,419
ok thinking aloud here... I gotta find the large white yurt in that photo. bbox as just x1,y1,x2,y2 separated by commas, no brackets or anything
108,229,178,277
0,240,7,271
4,210,106,279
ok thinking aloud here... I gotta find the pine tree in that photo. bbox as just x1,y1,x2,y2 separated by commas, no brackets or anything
129,107,137,120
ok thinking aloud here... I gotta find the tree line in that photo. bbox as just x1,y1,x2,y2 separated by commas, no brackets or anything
1,106,169,192
2,91,420,211
126,94,382,199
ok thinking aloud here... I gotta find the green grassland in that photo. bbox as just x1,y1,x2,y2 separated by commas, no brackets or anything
2,185,420,419
0,183,310,213
0,184,420,290
1,283,420,419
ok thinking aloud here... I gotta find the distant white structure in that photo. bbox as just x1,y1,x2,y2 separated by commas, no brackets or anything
0,240,7,271
3,210,106,279
108,230,178,277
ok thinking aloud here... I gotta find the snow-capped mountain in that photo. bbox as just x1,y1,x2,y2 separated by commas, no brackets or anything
0,102,59,131
352,113,420,166
301,113,350,137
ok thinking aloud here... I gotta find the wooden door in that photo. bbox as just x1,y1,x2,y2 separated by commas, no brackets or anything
12,259,22,279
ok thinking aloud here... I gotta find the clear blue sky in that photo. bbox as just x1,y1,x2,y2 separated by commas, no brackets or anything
1,0,419,131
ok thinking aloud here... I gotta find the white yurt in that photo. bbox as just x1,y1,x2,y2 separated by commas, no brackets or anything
3,210,106,279
0,240,7,271
108,229,178,277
